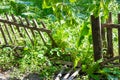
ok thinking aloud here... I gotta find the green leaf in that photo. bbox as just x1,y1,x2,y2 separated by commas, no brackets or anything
74,57,80,68
77,21,89,47
42,0,51,9
0,5,10,9
22,12,35,16
69,0,76,3
90,74,100,80
38,54,44,59
107,74,118,80
24,46,29,51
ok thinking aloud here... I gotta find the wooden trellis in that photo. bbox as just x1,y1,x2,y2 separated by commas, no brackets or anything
0,14,56,49
91,12,120,66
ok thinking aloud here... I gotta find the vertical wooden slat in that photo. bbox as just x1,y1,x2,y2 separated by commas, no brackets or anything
91,15,102,61
32,19,37,28
33,19,46,45
25,18,35,38
41,21,46,28
4,23,13,43
106,12,113,58
0,25,8,45
33,20,46,43
101,26,107,58
41,21,57,47
118,13,120,62
25,17,31,25
18,17,34,45
101,28,106,47
11,14,24,38
5,14,18,43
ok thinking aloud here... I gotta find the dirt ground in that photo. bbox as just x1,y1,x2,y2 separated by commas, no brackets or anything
0,72,42,80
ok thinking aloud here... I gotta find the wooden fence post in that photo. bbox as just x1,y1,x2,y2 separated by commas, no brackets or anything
106,12,113,58
118,13,120,62
91,15,102,61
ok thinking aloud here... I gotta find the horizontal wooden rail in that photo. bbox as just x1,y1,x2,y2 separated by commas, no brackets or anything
102,23,120,28
101,55,120,65
0,45,24,50
0,19,51,33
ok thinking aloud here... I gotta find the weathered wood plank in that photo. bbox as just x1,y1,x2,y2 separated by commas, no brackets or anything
91,15,102,61
4,23,13,44
55,66,66,80
118,13,120,62
62,68,73,80
106,12,113,58
0,18,51,33
25,18,35,38
0,25,8,45
68,68,81,80
11,14,24,39
102,23,120,28
41,21,57,47
101,55,120,65
18,16,34,45
1,45,24,50
33,19,46,45
5,14,18,43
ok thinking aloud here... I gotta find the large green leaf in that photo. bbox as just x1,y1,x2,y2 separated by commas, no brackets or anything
77,21,90,47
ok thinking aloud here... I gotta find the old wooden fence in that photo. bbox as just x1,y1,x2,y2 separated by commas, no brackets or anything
0,14,56,49
91,12,120,66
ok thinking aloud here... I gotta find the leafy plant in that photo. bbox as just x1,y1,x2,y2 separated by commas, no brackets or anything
0,47,15,70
